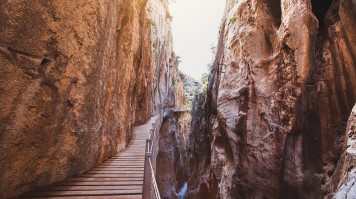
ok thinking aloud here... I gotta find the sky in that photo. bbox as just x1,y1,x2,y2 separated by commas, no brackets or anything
169,0,225,81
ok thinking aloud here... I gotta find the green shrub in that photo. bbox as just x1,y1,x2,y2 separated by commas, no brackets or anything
230,15,237,23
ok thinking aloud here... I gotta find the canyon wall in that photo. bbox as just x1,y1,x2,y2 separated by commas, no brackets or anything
147,2,192,197
325,104,356,198
156,110,191,199
0,0,175,198
187,0,356,198
146,0,185,112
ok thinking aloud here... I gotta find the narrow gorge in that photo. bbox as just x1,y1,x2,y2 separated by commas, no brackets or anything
0,0,355,199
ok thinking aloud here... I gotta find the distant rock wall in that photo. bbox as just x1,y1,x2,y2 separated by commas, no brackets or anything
180,72,202,110
146,0,184,112
0,0,176,198
147,1,192,197
186,0,356,198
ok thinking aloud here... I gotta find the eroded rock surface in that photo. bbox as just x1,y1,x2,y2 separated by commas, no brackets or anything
180,72,202,110
186,0,356,198
0,0,175,198
156,110,191,199
325,104,356,199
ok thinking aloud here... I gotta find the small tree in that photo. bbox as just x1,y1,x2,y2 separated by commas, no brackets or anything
201,73,209,92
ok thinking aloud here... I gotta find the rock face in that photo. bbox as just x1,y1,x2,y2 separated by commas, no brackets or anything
156,110,191,199
325,104,356,199
147,0,181,112
148,1,192,193
180,72,202,110
0,0,175,198
186,0,356,198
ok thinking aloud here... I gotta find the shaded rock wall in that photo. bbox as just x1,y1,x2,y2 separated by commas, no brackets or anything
0,0,174,198
325,104,356,198
157,114,180,199
186,0,356,198
156,111,191,199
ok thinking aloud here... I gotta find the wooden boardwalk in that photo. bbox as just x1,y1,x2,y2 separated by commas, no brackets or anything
21,116,158,199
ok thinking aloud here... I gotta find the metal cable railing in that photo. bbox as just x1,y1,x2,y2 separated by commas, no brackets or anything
143,111,163,199
149,158,160,199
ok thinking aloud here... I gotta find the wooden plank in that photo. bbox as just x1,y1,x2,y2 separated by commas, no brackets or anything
126,143,146,145
103,159,145,161
64,177,143,182
120,150,145,151
101,163,144,165
80,174,143,178
99,164,144,167
126,142,146,144
98,164,145,167
110,155,145,157
86,170,144,175
111,155,145,157
90,168,144,171
86,171,143,174
94,165,144,167
106,160,145,162
36,185,143,191
26,189,142,197
103,161,145,164
54,181,143,186
25,195,143,199
120,150,145,152
107,160,145,162
101,163,144,166
97,163,144,166
97,165,144,168
124,145,145,147
108,158,145,160
105,159,145,161
94,166,144,168
120,152,145,154
121,149,145,150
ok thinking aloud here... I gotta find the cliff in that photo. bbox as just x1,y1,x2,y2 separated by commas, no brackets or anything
156,110,191,199
147,2,192,195
0,0,175,198
326,104,356,198
186,0,356,198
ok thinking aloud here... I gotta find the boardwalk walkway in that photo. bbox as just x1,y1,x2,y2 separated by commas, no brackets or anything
22,116,158,199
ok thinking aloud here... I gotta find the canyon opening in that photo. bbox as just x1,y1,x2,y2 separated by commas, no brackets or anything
0,0,355,199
